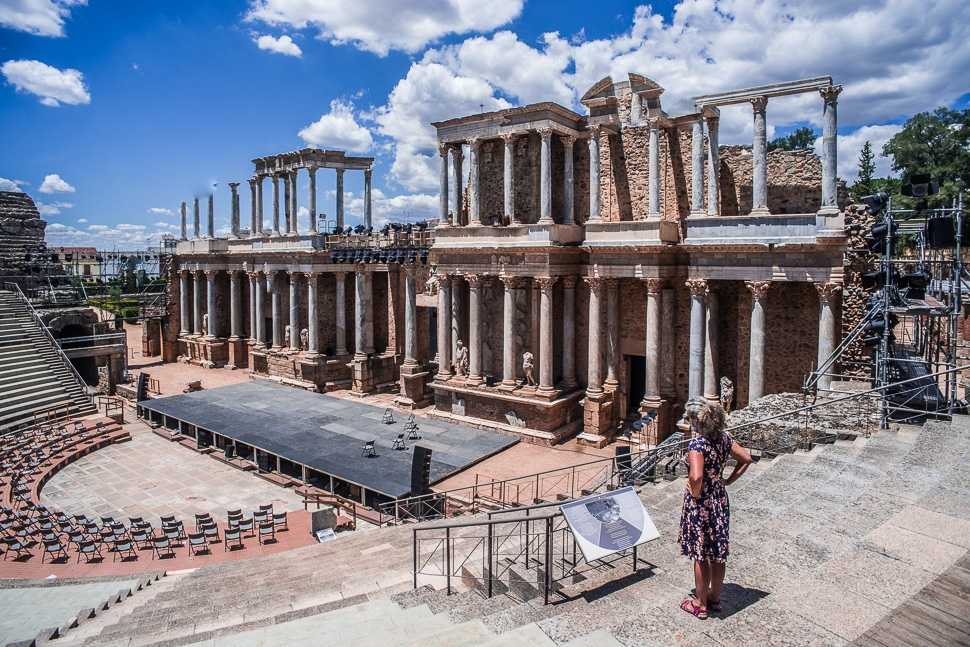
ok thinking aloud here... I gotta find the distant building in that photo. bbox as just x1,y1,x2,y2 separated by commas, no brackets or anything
51,246,101,279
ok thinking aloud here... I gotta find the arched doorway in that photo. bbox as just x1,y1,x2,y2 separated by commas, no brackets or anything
57,322,98,386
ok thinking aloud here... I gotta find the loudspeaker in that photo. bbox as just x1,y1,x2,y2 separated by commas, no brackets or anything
615,445,632,472
926,217,955,249
136,372,148,402
410,445,433,495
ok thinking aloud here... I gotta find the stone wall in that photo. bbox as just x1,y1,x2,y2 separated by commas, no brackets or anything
719,146,824,216
841,203,878,377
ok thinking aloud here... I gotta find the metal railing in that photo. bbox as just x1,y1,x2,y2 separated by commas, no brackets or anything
57,332,127,351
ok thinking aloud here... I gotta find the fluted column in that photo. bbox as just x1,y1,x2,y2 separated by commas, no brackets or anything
437,273,453,378
335,168,345,229
334,272,347,355
354,270,373,357
289,170,299,235
271,174,281,236
363,169,373,229
690,119,705,216
820,86,842,213
502,133,516,224
205,270,218,338
537,276,557,394
308,167,317,234
229,271,242,340
746,281,771,402
686,279,707,399
450,274,463,363
604,279,619,390
305,272,319,357
466,273,483,384
193,198,200,239
283,172,292,236
642,278,663,404
179,270,190,335
705,115,720,216
289,272,300,350
704,286,719,402
468,138,481,225
561,276,577,389
363,273,374,354
403,267,418,366
816,282,840,390
248,272,258,343
647,119,661,218
585,277,605,395
256,175,265,236
588,126,601,222
248,178,258,237
562,135,575,225
271,273,283,349
192,271,204,335
254,272,266,347
751,96,769,215
206,194,214,238
451,145,464,225
438,144,450,226
538,128,553,224
229,182,240,238
179,202,187,240
500,275,519,386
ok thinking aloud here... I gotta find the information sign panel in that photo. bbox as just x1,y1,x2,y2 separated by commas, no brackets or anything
560,486,659,562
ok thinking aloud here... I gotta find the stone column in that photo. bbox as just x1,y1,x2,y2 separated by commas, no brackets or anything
205,270,218,338
630,92,642,125
254,272,265,348
604,279,619,390
588,126,601,222
704,286,719,402
690,119,705,216
193,271,204,335
705,115,720,216
179,270,190,335
206,194,214,238
561,276,577,389
193,198,200,239
466,273,483,385
746,281,771,402
585,277,605,395
229,271,242,339
305,272,319,357
450,275,463,363
642,278,663,404
248,178,258,237
334,272,347,355
538,128,554,224
751,96,770,215
308,167,318,234
256,175,265,236
248,272,258,343
283,172,292,235
502,133,516,224
271,174,281,236
562,135,575,225
647,119,661,218
820,86,842,213
271,273,283,349
686,279,707,399
438,144,450,226
363,169,373,229
354,270,373,357
661,287,675,396
403,267,419,366
451,145,464,225
815,282,840,390
229,182,240,238
289,272,300,350
437,273,453,378
363,273,374,354
335,168,345,229
468,138,481,225
537,276,557,394
289,170,299,235
180,202,187,240
499,275,519,387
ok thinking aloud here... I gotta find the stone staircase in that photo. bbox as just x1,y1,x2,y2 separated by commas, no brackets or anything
0,290,95,433
49,416,970,646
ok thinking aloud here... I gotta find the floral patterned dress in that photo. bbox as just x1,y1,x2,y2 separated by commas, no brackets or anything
678,432,732,563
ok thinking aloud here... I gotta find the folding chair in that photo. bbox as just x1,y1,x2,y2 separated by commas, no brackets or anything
77,540,102,563
236,517,255,538
42,540,68,563
2,537,31,561
392,434,406,450
224,528,243,551
163,526,184,547
258,522,276,545
259,504,274,516
272,512,289,532
131,529,153,551
112,539,137,562
187,533,209,557
200,521,220,544
152,536,176,560
361,440,377,457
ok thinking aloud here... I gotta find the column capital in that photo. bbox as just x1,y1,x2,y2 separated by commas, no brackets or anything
307,165,317,176
642,277,664,294
228,181,240,192
179,268,190,277
438,142,450,157
704,114,720,127
248,177,258,188
560,133,577,147
646,116,662,131
464,272,487,288
685,278,708,297
537,127,554,140
500,131,518,144
303,271,318,281
204,269,219,279
332,269,348,278
499,274,525,289
815,281,841,304
588,123,602,137
561,275,578,289
583,276,607,293
335,167,345,177
364,168,372,180
468,137,482,151
535,276,558,294
247,270,261,280
819,84,843,103
745,280,772,302
450,143,464,159
749,95,768,112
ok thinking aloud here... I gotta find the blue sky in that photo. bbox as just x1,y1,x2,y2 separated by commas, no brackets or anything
1,0,968,248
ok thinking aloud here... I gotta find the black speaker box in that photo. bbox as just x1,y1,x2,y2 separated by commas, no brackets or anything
410,445,433,495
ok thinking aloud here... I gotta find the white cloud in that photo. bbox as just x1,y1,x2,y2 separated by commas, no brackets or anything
344,188,437,227
45,219,174,248
38,172,75,193
1,59,90,106
298,99,373,152
35,200,72,215
817,123,903,182
147,207,174,216
76,217,87,223
254,33,302,57
246,0,524,56
0,0,86,37
0,177,25,192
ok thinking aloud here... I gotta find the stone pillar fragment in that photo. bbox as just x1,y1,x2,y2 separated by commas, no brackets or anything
746,281,771,402
306,272,319,357
335,168,345,229
451,145,464,225
502,133,516,224
283,172,292,236
179,202,187,240
438,144,450,226
588,127,601,222
403,267,419,366
562,135,575,225
642,278,662,403
816,282,840,390
751,96,770,215
704,287,719,402
451,275,463,363
256,175,265,236
561,276,577,389
647,119,661,218
686,279,707,399
248,272,258,343
363,169,373,229
437,273,453,378
289,170,299,236
820,86,842,213
468,138,481,225
248,178,258,237
193,198,200,239
308,167,318,234
355,270,367,358
705,115,720,216
538,128,553,224
206,194,214,238
537,276,557,394
229,182,240,238
179,270,190,335
690,119,705,216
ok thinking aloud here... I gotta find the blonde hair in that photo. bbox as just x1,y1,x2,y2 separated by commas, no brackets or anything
684,398,727,443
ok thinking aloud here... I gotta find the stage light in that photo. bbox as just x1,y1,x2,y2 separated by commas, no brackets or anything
902,174,939,199
861,192,890,216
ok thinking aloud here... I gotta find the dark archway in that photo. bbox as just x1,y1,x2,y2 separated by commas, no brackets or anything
58,322,98,386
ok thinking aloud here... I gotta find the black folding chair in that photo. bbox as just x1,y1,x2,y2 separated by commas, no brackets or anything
224,528,243,551
152,536,176,560
272,512,288,532
42,540,68,563
187,533,209,557
112,539,137,562
258,522,276,545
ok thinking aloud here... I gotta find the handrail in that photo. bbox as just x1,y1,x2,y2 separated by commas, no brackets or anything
1,282,93,405
417,509,561,531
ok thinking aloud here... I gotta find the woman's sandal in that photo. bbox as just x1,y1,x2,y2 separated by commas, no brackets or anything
680,597,708,620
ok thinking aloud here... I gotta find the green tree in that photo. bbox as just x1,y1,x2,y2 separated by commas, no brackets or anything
768,126,816,151
851,141,877,200
882,107,970,205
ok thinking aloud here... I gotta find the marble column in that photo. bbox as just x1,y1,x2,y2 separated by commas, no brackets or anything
705,115,720,216
179,202,187,240
450,275,463,363
179,270,190,335
816,282,840,390
686,279,708,399
502,133,516,224
451,145,464,226
256,175,265,236
691,119,705,216
229,183,240,238
562,135,575,225
604,279,619,390
271,174,281,236
248,272,258,343
229,271,242,340
403,267,419,366
289,272,300,350
363,273,374,354
283,172,292,236
588,126,602,222
751,96,769,215
647,119,661,218
248,178,258,237
585,277,605,395
335,168,345,229
334,272,347,355
306,272,319,357
561,276,577,389
466,273,483,384
704,286,719,402
205,270,218,338
820,86,842,213
537,276,557,394
193,271,204,335
254,272,266,348
437,273,453,378
193,198,200,239
438,144,450,226
354,270,374,357
206,194,214,238
289,170,299,236
308,167,318,234
642,278,663,405
746,281,771,402
364,169,373,229
499,275,519,386
538,128,554,224
468,138,481,225
271,273,283,349
661,287,675,396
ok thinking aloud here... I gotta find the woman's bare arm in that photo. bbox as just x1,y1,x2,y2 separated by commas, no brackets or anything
687,450,704,498
724,441,752,486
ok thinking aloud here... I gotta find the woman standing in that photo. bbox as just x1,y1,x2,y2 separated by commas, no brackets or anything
678,398,752,619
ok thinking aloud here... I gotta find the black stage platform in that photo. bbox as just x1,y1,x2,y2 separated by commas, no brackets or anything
140,382,518,500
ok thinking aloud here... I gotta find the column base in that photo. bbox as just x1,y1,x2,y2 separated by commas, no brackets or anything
578,391,616,448
227,337,249,370
749,207,771,217
349,356,375,394
397,365,432,409
638,397,671,446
